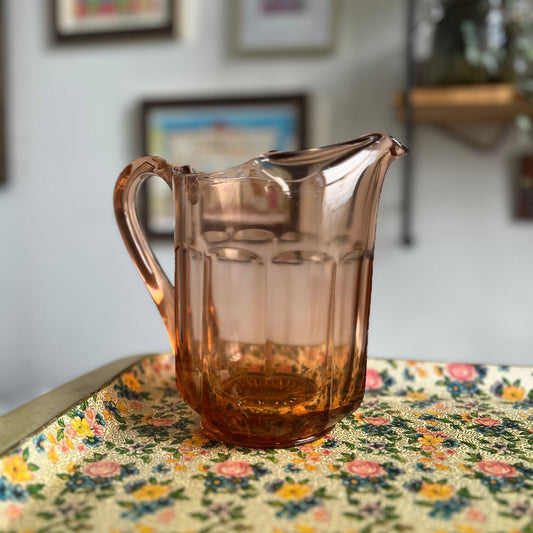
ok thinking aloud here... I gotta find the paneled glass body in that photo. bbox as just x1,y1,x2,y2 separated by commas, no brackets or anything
114,134,406,447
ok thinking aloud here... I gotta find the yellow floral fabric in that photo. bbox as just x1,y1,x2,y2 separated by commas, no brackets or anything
0,355,532,533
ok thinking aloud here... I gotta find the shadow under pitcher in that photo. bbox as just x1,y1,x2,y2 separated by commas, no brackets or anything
114,134,407,448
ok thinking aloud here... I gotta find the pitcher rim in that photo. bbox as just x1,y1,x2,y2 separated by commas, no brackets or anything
179,132,406,182
263,132,383,161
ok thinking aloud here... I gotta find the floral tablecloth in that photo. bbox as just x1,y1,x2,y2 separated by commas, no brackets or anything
0,354,532,533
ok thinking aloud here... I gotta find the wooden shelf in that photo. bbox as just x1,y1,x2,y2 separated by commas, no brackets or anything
393,83,533,124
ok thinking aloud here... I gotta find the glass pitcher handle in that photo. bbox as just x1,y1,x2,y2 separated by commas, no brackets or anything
113,156,177,352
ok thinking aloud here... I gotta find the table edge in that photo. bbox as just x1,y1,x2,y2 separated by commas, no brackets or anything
0,353,163,456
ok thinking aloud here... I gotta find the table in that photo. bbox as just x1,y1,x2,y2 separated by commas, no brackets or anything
1,353,532,532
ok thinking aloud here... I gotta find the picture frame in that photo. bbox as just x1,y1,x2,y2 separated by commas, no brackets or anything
141,94,308,238
512,155,533,220
52,0,176,43
0,0,5,185
232,0,336,55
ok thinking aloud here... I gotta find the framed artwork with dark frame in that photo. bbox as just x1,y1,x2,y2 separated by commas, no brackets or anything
0,0,5,185
52,0,176,43
141,94,308,238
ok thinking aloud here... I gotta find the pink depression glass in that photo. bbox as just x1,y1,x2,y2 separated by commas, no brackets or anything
114,133,406,447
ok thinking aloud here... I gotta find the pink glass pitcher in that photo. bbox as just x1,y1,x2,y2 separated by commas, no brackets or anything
114,133,406,448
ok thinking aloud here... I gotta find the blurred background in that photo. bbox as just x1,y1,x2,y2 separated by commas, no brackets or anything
0,0,532,415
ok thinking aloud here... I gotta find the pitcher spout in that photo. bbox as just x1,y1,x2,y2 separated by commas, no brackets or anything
343,133,407,241
299,133,408,247
320,134,407,187
388,135,409,159
340,133,407,248
320,133,408,166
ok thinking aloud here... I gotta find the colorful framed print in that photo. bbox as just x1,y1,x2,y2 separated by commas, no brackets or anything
52,0,176,42
141,94,308,238
233,0,336,55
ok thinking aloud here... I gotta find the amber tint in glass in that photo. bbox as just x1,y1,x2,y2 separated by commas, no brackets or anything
114,134,406,447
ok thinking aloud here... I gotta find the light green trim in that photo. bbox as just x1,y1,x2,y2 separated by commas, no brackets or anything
0,354,159,456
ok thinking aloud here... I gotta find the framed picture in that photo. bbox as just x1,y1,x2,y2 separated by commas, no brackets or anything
52,0,176,43
513,155,533,220
0,0,5,185
141,94,308,238
232,0,336,55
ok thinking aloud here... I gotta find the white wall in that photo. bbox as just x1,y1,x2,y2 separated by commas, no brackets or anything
1,0,531,415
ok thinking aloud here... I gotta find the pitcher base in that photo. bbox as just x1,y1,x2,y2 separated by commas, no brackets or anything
200,419,336,449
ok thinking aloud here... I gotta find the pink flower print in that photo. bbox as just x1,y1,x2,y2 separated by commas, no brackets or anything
84,408,96,424
473,417,500,426
313,508,331,522
83,460,121,478
365,417,390,426
345,460,385,477
467,508,486,522
476,460,519,477
215,460,252,478
365,368,383,390
5,504,23,521
91,423,104,437
446,363,476,382
64,425,77,440
158,509,175,522
130,401,143,411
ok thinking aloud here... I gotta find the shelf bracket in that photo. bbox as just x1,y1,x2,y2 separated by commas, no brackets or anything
433,122,513,152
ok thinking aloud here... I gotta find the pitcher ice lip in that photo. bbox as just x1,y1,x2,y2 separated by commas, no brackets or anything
262,133,408,165
263,132,397,157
